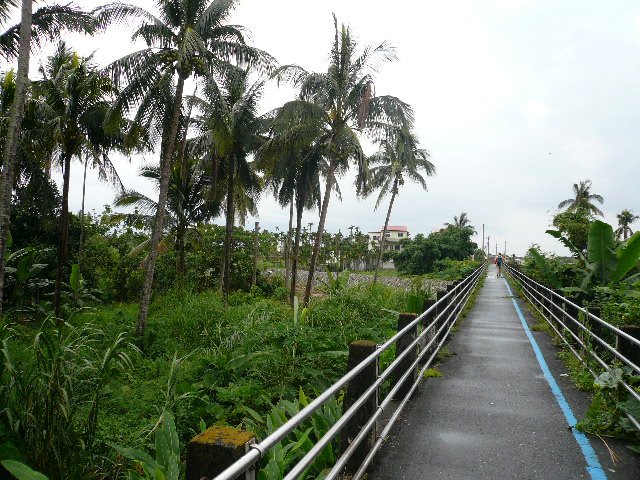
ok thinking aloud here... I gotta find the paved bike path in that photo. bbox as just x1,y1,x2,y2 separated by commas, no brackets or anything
370,265,614,480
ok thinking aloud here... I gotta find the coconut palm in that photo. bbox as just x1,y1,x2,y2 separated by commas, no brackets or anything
276,15,413,304
189,67,265,299
446,212,474,231
615,209,639,240
114,160,214,274
557,179,604,216
368,126,434,284
256,109,323,303
0,1,94,318
99,0,273,333
34,43,126,317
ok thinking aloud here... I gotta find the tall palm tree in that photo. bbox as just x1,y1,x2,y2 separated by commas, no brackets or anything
446,212,474,230
0,1,94,319
615,209,639,240
368,127,434,284
557,179,604,216
189,68,264,299
256,108,323,303
35,43,125,317
277,15,413,304
100,0,273,333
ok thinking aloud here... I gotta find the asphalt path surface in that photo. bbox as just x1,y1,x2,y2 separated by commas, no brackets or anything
369,264,640,480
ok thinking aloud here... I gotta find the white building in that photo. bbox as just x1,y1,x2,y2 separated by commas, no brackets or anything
368,226,410,252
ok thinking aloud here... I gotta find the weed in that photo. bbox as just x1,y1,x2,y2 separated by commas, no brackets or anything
422,368,443,378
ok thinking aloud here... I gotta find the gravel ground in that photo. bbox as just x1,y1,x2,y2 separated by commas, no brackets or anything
263,268,451,292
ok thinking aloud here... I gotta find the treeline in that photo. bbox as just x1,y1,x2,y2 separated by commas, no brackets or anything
0,0,439,335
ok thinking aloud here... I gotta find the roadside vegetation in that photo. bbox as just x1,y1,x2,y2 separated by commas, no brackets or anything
514,179,640,453
0,1,489,479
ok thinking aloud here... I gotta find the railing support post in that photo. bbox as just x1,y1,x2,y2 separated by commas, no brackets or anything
552,289,564,331
419,298,436,364
564,297,580,342
617,326,640,368
341,340,379,475
392,313,418,400
186,426,255,480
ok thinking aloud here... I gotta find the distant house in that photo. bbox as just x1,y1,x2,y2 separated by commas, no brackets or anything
368,226,410,252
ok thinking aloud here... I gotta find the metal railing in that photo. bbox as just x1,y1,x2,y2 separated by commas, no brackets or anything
212,262,487,480
504,263,640,431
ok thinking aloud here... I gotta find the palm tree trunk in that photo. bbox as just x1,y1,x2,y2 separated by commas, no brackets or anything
222,157,236,300
176,219,187,279
75,158,89,302
54,151,73,318
284,200,293,288
137,75,185,336
290,195,304,305
252,221,259,287
373,180,398,285
0,0,33,319
303,160,336,305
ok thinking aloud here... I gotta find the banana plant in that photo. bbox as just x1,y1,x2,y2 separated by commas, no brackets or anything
546,220,640,291
0,460,49,480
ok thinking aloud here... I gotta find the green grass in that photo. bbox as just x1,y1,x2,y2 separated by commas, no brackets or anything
422,368,443,378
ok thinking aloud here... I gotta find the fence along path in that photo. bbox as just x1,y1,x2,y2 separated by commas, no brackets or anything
187,263,640,479
370,263,617,480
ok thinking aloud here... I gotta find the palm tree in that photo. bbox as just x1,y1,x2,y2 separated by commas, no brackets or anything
35,43,125,317
256,110,323,303
100,0,273,333
446,212,474,230
189,68,264,299
557,180,604,216
114,160,214,273
277,15,413,304
368,127,434,284
615,209,639,240
0,1,94,318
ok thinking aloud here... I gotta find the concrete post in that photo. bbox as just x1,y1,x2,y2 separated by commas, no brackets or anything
564,297,580,342
186,426,255,480
420,299,436,364
551,289,564,330
435,289,448,344
617,326,640,369
341,340,378,475
392,313,418,401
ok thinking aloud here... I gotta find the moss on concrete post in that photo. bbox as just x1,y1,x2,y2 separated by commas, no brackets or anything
186,425,255,480
341,340,378,476
392,313,418,401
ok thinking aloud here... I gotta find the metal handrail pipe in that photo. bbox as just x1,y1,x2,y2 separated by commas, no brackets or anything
336,270,478,480
212,264,486,480
506,266,640,347
506,267,640,373
282,276,481,480
505,267,640,424
352,270,484,480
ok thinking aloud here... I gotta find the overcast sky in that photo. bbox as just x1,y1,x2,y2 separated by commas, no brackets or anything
10,0,640,256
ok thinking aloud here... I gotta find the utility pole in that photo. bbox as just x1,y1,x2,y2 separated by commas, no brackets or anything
482,224,485,258
495,242,498,256
504,241,507,257
487,235,490,257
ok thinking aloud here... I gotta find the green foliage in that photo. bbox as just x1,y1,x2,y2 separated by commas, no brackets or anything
319,266,350,295
243,388,340,480
406,279,430,314
0,318,135,479
394,226,477,275
526,248,561,289
1,460,49,480
114,411,183,480
551,209,592,255
576,367,640,451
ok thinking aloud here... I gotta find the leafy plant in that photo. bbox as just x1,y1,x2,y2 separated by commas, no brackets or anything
113,411,183,480
406,279,430,314
320,266,350,295
0,319,135,479
1,460,49,480
242,388,341,480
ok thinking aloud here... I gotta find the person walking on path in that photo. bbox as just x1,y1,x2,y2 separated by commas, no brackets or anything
495,252,504,277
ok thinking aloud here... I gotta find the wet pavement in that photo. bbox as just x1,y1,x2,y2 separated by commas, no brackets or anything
369,264,640,480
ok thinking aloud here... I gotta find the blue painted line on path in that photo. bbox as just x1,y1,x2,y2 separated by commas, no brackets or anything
502,278,607,480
